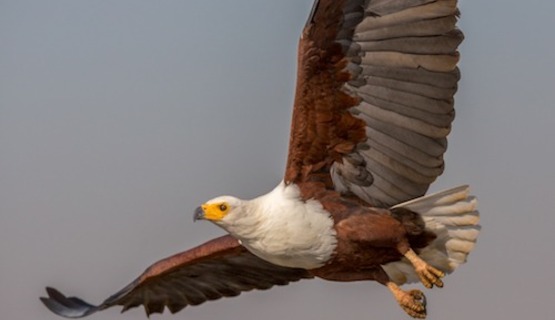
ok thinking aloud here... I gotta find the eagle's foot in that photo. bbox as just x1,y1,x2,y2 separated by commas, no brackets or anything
416,263,444,289
404,249,444,288
387,282,427,319
399,289,427,319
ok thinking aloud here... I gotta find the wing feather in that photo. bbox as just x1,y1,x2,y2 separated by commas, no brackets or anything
340,0,462,206
367,0,437,15
357,0,458,31
41,236,312,318
361,64,461,88
285,0,463,206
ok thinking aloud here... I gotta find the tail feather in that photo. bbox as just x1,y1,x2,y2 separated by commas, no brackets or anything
383,185,480,285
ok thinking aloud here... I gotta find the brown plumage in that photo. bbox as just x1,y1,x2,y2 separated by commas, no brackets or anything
41,236,311,317
285,0,366,186
41,1,479,319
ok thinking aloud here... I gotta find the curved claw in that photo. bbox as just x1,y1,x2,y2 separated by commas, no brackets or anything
40,287,101,318
399,290,427,319
387,282,428,319
417,264,445,289
403,249,445,289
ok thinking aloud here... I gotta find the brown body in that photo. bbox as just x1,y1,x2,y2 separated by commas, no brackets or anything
298,181,433,283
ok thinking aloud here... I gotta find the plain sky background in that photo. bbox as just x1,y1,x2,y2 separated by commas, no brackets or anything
2,1,555,319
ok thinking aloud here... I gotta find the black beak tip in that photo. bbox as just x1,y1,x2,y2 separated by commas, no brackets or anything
193,206,204,222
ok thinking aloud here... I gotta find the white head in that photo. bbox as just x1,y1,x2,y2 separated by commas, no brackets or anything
193,195,247,230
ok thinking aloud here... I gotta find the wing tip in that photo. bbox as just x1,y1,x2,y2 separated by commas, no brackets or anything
40,287,100,318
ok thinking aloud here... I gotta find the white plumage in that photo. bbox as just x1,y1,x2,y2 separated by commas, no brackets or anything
209,182,337,269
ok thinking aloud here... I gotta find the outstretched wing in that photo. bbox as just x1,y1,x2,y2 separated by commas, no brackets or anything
285,0,463,207
41,236,312,318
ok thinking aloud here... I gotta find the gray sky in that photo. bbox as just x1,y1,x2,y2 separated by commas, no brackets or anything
2,1,554,319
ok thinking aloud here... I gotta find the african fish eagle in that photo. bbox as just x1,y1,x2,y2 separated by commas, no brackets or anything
41,0,480,318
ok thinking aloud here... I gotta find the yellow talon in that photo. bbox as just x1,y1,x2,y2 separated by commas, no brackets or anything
387,282,427,319
404,249,445,288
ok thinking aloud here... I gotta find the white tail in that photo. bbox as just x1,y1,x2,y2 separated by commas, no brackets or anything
383,186,480,285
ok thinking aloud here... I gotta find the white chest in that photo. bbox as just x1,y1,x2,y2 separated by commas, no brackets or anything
228,183,337,269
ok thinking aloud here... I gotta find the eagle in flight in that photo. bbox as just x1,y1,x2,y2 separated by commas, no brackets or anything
41,0,480,318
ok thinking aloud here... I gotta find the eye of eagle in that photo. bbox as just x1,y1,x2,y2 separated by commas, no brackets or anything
219,204,228,212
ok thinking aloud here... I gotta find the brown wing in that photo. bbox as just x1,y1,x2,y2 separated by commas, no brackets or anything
285,0,463,207
40,235,312,318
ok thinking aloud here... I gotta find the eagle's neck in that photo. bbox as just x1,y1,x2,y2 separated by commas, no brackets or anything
230,181,337,269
